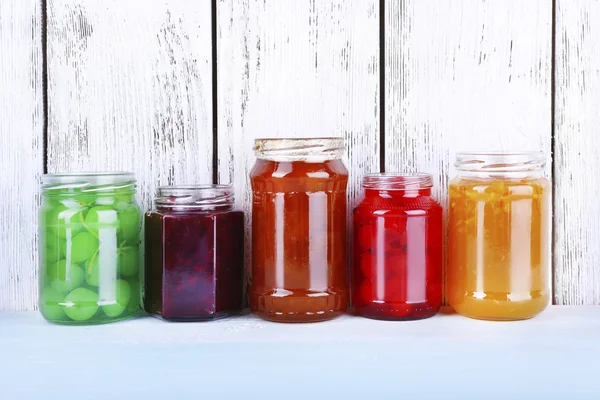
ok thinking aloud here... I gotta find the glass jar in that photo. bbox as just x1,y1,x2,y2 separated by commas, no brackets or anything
38,172,141,325
144,185,244,321
353,173,443,320
250,138,349,322
448,152,551,320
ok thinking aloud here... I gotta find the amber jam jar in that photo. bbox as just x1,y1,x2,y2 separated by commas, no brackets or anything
250,138,349,323
448,152,551,321
353,173,443,320
144,185,244,321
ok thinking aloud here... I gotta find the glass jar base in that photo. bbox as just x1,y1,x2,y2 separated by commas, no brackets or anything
254,310,343,323
450,293,549,321
41,308,140,325
251,290,347,323
150,311,241,322
355,301,440,321
458,314,537,322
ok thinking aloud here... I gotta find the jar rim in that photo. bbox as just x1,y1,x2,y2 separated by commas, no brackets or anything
156,184,232,191
42,172,136,191
254,137,345,162
363,172,433,190
455,151,546,172
155,184,234,210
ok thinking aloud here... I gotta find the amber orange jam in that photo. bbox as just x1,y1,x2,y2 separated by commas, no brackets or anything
250,138,348,322
448,152,551,320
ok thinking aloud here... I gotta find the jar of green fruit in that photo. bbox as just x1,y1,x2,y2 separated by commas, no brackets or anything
39,172,141,324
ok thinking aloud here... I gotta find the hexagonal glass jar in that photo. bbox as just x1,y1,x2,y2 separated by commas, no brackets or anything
144,185,244,321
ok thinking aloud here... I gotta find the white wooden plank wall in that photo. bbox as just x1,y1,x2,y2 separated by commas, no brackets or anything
0,1,44,311
384,0,553,301
217,0,380,295
1,0,600,310
554,0,600,305
46,0,213,210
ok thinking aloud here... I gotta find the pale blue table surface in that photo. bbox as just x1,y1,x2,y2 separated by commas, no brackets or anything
1,306,599,400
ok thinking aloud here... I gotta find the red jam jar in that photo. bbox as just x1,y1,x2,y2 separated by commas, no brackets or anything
352,173,443,320
144,185,244,321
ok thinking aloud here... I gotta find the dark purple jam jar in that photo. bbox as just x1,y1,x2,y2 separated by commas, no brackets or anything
144,185,244,321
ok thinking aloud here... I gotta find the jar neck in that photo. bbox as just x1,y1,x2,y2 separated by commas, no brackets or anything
455,152,545,179
155,185,234,212
254,137,344,162
42,177,137,199
362,173,433,198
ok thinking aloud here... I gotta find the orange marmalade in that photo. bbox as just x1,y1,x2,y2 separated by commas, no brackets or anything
250,138,348,322
448,152,551,320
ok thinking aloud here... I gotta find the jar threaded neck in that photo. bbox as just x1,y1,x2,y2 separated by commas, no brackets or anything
254,137,345,162
155,185,234,211
42,172,136,194
455,152,545,178
362,173,433,191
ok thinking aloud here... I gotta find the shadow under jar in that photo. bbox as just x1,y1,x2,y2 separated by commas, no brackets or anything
144,185,244,321
38,172,141,325
448,152,551,321
353,173,443,320
250,138,349,323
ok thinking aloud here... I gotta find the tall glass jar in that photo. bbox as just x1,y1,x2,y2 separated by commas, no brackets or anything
144,185,244,321
250,138,348,322
39,172,141,325
448,152,551,320
353,173,443,320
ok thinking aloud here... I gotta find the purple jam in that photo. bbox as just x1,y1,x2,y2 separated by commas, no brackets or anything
144,209,244,321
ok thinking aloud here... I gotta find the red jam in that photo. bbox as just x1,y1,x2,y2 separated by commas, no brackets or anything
144,186,244,321
352,173,442,320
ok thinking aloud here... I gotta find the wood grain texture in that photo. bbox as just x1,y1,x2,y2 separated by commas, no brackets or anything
0,1,44,311
385,0,553,300
217,0,380,295
554,0,600,305
46,0,214,211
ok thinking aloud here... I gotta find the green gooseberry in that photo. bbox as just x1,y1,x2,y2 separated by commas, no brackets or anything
93,196,115,206
84,206,118,231
113,196,132,211
118,206,140,243
102,279,131,318
112,189,134,210
44,231,67,262
64,288,99,321
74,193,96,208
94,192,132,209
44,245,59,263
84,257,100,287
83,206,118,239
118,246,139,277
45,204,86,239
70,232,99,263
49,260,85,294
40,286,67,321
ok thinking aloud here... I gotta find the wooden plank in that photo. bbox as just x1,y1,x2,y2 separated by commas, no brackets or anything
2,307,600,398
0,1,44,311
384,0,553,300
46,0,214,211
554,0,600,305
217,0,380,294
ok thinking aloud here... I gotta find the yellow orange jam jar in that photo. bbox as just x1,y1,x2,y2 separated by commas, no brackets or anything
448,152,551,321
